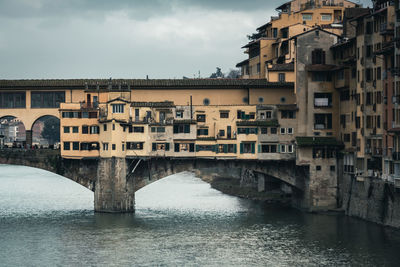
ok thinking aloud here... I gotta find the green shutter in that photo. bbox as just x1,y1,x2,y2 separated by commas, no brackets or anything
215,145,219,153
246,128,249,135
258,144,261,153
240,143,244,154
277,144,281,153
173,125,178,133
224,144,228,153
165,143,170,151
196,145,200,152
152,143,156,151
251,143,255,154
255,128,258,134
234,144,237,153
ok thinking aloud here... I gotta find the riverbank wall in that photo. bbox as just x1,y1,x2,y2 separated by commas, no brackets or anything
340,174,400,228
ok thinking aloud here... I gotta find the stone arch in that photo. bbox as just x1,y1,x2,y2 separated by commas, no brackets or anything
0,115,27,147
30,115,60,147
129,158,305,192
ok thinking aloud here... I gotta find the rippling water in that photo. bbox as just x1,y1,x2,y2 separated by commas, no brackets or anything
1,165,400,266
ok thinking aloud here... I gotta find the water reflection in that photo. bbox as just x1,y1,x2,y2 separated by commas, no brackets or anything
1,165,400,266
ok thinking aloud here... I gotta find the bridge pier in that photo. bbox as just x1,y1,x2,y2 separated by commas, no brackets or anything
95,157,135,213
26,130,32,147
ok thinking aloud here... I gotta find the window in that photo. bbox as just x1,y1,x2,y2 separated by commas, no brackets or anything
90,126,99,134
311,49,326,64
280,128,286,134
258,97,264,103
150,127,165,133
196,145,216,152
112,124,115,131
72,126,79,133
288,145,293,153
82,125,89,134
203,98,210,105
240,142,256,154
344,134,351,142
314,93,332,107
312,147,336,158
281,110,295,119
377,67,381,80
271,127,277,134
133,127,144,133
103,143,109,151
103,124,107,131
112,104,124,113
261,127,268,134
321,14,332,21
173,124,190,134
220,112,229,118
243,97,248,104
330,165,336,172
112,144,116,150
197,128,209,136
197,114,206,122
366,45,372,57
176,111,184,118
260,144,277,153
280,145,286,153
287,128,293,134
316,166,322,171
340,90,350,101
302,14,312,21
278,73,286,82
314,113,332,129
366,68,373,82
238,128,258,134
31,91,65,108
127,142,144,150
175,143,195,152
73,142,79,151
63,126,70,133
82,112,89,118
63,142,70,151
0,92,26,108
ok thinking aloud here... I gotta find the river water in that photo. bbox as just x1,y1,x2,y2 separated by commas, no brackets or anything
1,165,400,266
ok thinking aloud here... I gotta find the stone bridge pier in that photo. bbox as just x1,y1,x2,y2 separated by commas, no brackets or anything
0,150,330,213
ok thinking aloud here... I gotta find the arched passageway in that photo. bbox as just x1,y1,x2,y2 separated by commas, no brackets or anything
31,115,60,148
0,116,26,148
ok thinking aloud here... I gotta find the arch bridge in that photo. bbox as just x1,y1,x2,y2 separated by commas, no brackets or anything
0,149,309,212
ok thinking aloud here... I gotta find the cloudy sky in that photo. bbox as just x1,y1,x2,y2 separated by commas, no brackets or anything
0,0,371,79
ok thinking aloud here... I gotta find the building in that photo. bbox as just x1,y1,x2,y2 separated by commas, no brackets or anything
236,0,359,81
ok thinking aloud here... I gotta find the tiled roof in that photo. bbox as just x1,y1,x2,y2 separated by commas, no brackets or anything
0,79,294,90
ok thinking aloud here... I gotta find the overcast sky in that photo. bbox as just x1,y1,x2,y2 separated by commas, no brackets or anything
0,0,371,79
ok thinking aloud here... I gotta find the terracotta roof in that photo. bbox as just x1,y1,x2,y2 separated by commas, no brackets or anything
0,79,294,90
268,63,294,71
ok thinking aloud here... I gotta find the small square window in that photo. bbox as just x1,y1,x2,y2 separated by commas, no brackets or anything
280,145,286,153
316,165,322,171
271,127,277,134
280,128,286,134
330,165,336,172
72,126,79,133
176,111,184,118
261,128,268,134
287,128,293,134
63,126,70,133
112,144,116,150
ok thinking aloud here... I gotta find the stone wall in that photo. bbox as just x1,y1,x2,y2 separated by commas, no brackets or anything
342,174,400,228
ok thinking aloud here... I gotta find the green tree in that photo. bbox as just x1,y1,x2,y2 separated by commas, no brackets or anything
41,117,60,145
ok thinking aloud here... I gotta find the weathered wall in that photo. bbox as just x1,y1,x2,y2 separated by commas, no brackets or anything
342,174,400,228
